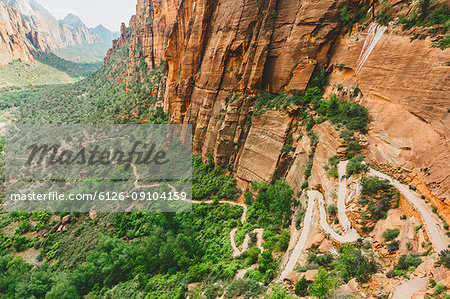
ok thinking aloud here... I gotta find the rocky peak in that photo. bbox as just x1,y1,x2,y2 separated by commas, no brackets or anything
59,13,84,28
91,24,120,44
1,0,102,51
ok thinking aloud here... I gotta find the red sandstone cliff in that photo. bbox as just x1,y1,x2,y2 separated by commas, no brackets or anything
107,0,449,210
0,1,34,64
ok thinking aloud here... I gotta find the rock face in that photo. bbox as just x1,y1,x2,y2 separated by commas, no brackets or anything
1,0,102,50
0,1,34,64
108,0,449,204
326,24,450,203
0,0,104,64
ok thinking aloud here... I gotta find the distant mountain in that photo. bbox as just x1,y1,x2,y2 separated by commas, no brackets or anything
59,13,84,28
0,0,109,63
1,0,101,50
90,24,120,45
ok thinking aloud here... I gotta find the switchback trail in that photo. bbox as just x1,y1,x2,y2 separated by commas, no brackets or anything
369,168,449,252
279,190,317,280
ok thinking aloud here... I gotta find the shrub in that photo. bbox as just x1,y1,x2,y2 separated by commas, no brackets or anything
383,228,400,241
192,154,238,200
295,276,310,297
311,68,329,91
277,231,290,252
13,235,28,252
325,156,339,179
266,284,294,299
328,204,338,216
317,95,369,132
332,244,378,283
387,240,400,253
340,6,353,25
308,267,338,298
361,176,391,195
375,1,393,25
225,278,263,299
436,250,450,269
247,247,261,266
395,254,422,270
248,180,295,228
308,252,334,268
346,154,369,177
434,283,446,295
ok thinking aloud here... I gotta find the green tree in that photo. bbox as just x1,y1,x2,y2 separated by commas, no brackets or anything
295,276,310,296
308,267,337,298
265,284,294,299
247,247,261,266
383,228,400,241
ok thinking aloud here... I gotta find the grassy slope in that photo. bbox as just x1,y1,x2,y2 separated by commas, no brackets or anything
0,60,76,88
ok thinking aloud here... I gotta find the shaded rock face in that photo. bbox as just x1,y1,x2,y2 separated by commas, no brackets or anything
110,0,449,204
0,1,34,64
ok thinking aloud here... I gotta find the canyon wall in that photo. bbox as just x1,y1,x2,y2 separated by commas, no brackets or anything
1,0,102,51
0,1,34,64
0,0,105,64
109,0,449,208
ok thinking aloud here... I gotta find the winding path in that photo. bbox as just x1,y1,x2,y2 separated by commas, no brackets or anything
391,277,428,299
279,190,317,280
369,168,449,253
230,228,264,257
279,161,360,280
132,163,261,257
317,161,360,243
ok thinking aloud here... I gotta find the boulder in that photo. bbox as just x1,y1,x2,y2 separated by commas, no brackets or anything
303,269,318,282
89,209,97,220
318,239,334,253
308,233,325,250
61,215,71,225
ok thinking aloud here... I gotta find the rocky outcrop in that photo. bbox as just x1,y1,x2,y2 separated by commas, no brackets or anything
0,1,34,64
112,0,346,164
235,110,292,182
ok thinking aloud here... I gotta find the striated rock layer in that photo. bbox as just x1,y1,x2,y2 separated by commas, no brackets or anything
0,0,104,64
108,0,449,209
0,1,34,64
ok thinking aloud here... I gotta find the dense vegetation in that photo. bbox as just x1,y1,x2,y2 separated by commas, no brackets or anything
387,254,422,278
16,46,166,124
37,53,102,78
192,154,238,200
253,68,369,133
399,1,450,49
295,244,378,297
0,204,253,298
360,176,399,220
346,154,369,177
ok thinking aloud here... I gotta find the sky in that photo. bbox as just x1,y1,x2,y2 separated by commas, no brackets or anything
37,0,136,31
